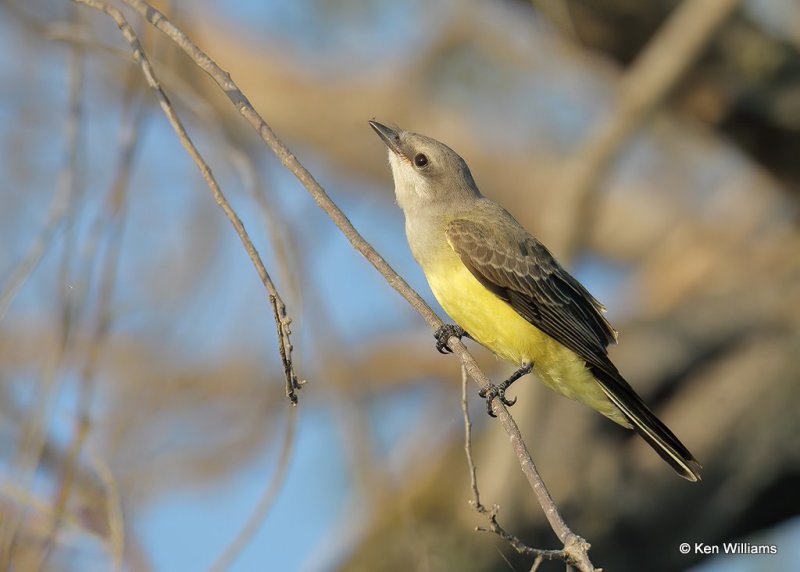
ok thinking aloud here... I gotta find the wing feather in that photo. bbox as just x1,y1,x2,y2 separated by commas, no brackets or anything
446,217,617,377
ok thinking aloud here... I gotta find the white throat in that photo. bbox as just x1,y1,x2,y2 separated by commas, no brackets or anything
388,151,432,212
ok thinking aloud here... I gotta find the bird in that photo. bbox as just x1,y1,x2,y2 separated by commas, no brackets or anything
369,120,701,481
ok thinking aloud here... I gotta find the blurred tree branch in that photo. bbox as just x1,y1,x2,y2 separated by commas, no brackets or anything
551,0,742,257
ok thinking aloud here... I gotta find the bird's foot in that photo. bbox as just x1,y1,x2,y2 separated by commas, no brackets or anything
434,324,466,354
478,382,518,417
479,362,533,417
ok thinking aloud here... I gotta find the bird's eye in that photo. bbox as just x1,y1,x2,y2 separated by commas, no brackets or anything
414,153,429,168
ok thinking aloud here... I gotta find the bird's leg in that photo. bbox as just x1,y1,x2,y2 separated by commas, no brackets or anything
434,323,467,354
479,362,533,417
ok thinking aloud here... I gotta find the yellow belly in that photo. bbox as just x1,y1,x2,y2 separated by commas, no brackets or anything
426,259,629,426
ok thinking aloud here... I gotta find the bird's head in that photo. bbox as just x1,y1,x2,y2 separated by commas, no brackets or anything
369,120,480,213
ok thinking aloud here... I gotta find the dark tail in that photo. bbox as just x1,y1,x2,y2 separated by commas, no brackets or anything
593,368,702,482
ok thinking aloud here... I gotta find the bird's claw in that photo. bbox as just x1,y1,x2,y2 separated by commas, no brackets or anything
434,324,466,354
478,384,517,417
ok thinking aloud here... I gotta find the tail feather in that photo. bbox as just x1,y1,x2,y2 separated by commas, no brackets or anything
593,369,702,482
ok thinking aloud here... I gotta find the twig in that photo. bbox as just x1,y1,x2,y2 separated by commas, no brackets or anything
461,367,592,570
270,295,301,403
554,0,741,258
206,406,298,572
79,1,596,568
461,366,481,508
72,0,302,405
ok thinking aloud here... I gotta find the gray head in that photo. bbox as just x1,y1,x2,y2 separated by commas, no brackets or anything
369,121,481,213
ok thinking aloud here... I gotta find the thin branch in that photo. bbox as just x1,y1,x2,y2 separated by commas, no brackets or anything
461,367,592,570
78,1,596,568
206,406,298,572
72,0,302,405
271,295,301,404
461,366,481,508
554,0,741,258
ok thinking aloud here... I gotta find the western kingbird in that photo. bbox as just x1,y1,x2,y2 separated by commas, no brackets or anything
369,120,701,482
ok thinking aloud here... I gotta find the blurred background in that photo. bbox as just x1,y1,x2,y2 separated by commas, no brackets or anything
1,0,799,570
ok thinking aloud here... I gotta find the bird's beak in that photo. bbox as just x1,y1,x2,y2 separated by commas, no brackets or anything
369,120,403,157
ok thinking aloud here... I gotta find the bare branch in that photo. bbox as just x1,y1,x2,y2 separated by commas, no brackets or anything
461,366,480,508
